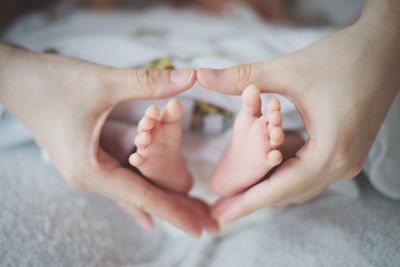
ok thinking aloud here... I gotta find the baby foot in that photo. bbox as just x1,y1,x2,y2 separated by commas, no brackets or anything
211,84,284,197
129,99,193,193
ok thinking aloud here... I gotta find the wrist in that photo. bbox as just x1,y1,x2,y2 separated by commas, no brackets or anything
0,43,17,96
352,0,400,93
356,0,400,46
0,43,31,101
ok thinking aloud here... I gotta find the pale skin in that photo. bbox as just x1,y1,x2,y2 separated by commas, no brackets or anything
128,85,289,197
0,43,219,237
128,1,400,219
210,85,285,197
129,99,193,193
197,0,400,223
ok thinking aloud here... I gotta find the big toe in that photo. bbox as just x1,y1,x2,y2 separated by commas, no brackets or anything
160,99,183,123
241,84,262,117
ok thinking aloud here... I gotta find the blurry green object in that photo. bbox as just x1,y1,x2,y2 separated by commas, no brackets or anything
145,57,234,134
134,28,166,38
191,100,234,134
147,57,174,70
43,48,59,54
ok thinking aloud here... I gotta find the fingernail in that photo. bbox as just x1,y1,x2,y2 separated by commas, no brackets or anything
171,69,192,84
199,68,218,82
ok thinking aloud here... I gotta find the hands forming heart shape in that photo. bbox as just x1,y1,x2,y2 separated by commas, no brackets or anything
124,83,295,234
1,9,399,237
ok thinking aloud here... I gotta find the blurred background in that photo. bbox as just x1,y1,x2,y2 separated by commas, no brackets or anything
0,0,364,33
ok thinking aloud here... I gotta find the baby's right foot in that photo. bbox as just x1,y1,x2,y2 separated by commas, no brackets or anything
129,99,193,193
211,85,285,197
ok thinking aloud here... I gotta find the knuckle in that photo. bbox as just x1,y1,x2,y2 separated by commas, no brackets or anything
234,64,252,84
268,188,289,205
136,68,160,91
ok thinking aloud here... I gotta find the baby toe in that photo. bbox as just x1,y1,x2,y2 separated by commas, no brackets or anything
129,153,145,166
138,117,155,131
269,127,284,148
134,132,152,147
268,150,282,166
161,99,183,123
145,105,160,120
268,110,282,127
241,84,262,117
267,98,281,112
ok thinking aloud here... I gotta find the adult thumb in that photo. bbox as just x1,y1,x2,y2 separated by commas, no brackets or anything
107,68,196,102
197,55,295,95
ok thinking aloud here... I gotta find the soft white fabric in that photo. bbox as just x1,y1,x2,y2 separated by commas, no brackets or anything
0,108,33,148
364,92,400,200
1,144,399,266
0,104,4,117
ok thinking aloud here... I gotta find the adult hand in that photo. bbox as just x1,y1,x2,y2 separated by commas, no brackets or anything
197,0,400,224
0,43,218,237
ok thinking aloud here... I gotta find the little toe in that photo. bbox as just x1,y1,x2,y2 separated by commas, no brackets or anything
267,98,281,112
160,99,183,123
145,105,160,120
268,150,282,166
138,117,155,131
241,84,262,117
269,127,284,148
134,132,152,147
129,153,145,166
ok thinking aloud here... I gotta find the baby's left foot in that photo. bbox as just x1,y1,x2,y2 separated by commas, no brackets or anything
129,99,193,193
211,85,284,197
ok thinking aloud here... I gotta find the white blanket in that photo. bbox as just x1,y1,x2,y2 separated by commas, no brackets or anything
1,6,399,266
1,144,399,266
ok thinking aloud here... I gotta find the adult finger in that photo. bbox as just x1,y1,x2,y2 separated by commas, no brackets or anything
196,55,297,95
212,152,325,224
177,195,220,235
285,182,329,205
83,166,204,238
106,67,196,103
117,201,154,231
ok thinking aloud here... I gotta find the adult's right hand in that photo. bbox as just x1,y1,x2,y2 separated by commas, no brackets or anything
0,43,218,237
197,0,400,224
